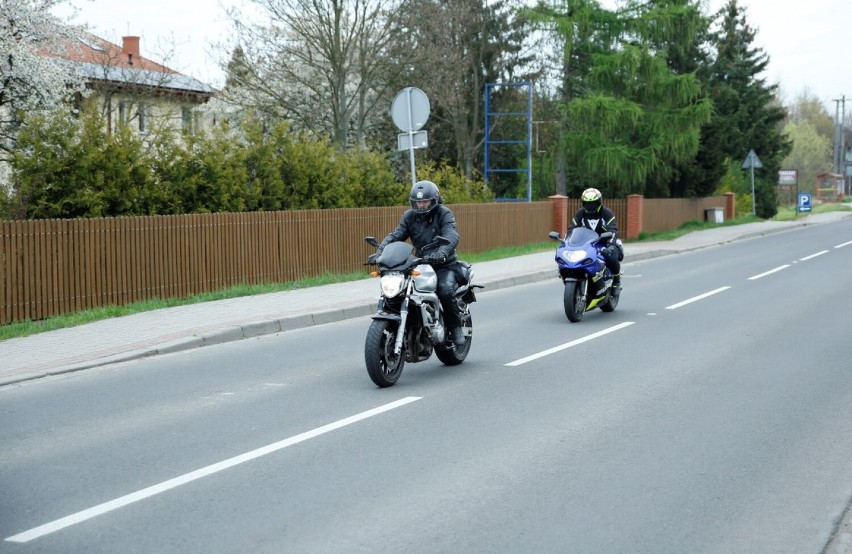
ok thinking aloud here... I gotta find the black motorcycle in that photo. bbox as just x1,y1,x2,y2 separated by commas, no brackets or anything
363,236,482,387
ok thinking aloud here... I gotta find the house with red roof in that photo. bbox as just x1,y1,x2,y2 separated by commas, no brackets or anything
53,32,217,135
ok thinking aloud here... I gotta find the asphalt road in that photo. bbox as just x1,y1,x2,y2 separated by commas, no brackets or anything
2,220,852,553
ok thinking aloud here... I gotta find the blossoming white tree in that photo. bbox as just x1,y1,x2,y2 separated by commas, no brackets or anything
0,0,86,174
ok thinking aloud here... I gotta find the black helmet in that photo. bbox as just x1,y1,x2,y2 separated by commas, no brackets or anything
581,187,603,214
409,180,440,215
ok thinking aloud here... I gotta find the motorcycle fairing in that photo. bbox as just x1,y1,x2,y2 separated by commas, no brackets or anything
377,241,418,272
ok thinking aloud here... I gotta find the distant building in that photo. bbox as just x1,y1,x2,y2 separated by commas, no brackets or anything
52,33,217,135
0,31,219,195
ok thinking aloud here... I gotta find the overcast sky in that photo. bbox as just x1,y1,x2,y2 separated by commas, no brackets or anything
57,0,850,113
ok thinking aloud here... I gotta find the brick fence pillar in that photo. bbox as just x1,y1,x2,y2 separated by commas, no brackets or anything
549,194,569,237
724,192,736,220
626,194,643,239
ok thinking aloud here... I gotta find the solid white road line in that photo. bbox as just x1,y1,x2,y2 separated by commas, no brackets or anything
748,265,790,280
5,397,422,543
665,286,731,310
505,322,635,367
800,250,829,261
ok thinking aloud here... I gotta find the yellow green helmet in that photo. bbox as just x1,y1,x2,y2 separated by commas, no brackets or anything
581,187,602,213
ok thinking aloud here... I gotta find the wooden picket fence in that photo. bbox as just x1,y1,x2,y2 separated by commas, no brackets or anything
0,202,553,324
0,196,729,324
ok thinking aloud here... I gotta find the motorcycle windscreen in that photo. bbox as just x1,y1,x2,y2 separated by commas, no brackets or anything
379,241,416,270
566,227,599,247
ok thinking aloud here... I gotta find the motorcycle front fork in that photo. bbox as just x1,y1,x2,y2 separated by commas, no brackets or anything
572,278,588,301
393,281,415,356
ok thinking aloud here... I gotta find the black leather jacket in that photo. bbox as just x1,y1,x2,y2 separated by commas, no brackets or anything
379,204,459,265
569,206,619,239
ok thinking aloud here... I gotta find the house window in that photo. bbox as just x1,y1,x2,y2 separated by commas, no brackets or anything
118,101,128,126
138,104,147,133
182,106,193,133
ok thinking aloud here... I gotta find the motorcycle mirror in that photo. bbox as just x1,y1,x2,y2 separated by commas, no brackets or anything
548,231,561,242
365,236,379,247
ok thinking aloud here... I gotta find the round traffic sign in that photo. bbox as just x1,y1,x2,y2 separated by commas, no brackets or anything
391,87,430,132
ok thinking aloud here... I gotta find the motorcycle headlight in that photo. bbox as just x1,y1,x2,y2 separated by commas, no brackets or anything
380,272,406,298
562,249,588,263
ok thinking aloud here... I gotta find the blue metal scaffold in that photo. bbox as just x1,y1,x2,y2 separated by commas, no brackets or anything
484,82,532,202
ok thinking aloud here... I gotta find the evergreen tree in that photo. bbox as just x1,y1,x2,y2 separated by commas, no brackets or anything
532,0,712,199
223,47,252,92
701,0,790,216
658,2,721,198
527,0,600,196
10,108,152,219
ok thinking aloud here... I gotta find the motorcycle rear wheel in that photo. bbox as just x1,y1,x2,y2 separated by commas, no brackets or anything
365,319,405,387
435,313,472,365
600,288,619,312
564,280,586,322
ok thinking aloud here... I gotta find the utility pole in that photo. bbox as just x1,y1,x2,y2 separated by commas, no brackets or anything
843,98,848,196
833,95,846,195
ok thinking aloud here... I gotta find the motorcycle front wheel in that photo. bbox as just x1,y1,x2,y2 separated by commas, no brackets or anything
564,280,586,322
365,319,405,387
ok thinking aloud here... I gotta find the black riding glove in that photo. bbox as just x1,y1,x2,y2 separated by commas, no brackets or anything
434,247,453,263
423,248,450,264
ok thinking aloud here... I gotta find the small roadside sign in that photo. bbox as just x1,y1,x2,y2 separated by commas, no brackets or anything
797,192,812,213
397,131,428,150
778,169,797,185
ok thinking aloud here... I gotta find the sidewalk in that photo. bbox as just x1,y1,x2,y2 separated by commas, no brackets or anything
2,212,849,386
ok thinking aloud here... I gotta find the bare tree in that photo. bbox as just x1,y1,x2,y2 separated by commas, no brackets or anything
392,0,538,178
218,0,406,149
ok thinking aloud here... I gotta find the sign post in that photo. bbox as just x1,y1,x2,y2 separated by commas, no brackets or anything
742,149,763,215
778,169,798,214
391,87,430,186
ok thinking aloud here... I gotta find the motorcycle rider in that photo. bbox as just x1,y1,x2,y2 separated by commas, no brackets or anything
569,187,622,290
368,180,466,346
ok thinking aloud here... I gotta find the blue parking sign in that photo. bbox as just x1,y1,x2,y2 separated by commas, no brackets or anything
797,192,812,212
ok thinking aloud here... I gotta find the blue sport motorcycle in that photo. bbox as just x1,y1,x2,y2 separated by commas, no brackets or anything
548,227,620,322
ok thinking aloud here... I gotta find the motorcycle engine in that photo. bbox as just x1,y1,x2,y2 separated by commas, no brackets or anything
430,322,445,344
424,303,445,343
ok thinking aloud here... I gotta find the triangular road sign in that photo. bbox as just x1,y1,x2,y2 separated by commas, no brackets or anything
742,149,763,169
